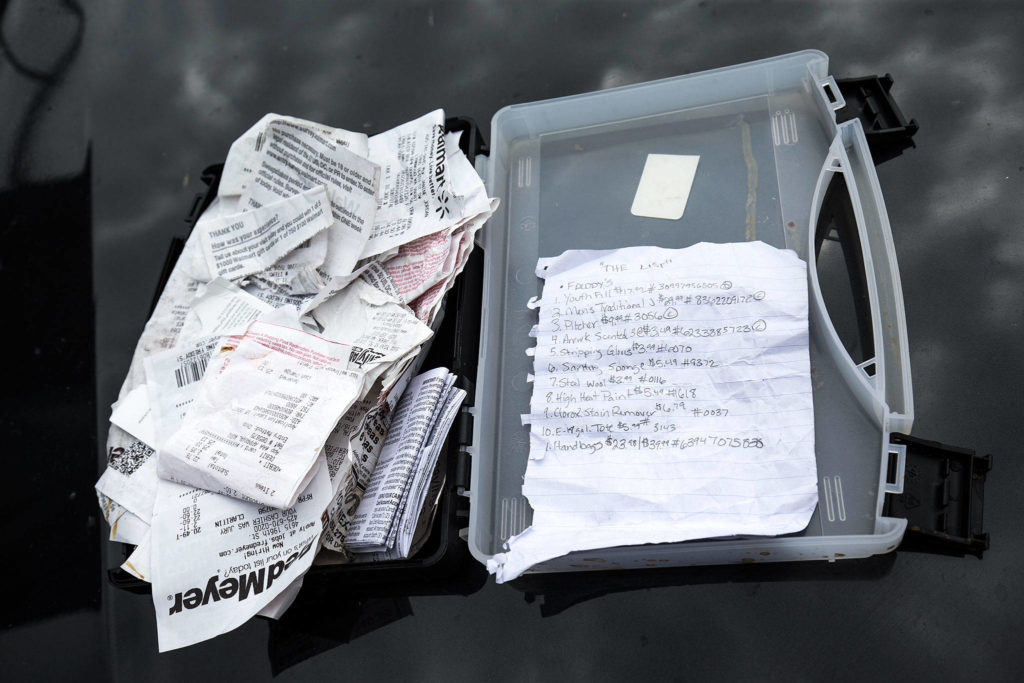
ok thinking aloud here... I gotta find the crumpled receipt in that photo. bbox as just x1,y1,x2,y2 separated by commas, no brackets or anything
197,185,333,281
239,120,380,277
488,242,817,582
362,110,491,259
152,454,331,651
219,113,369,198
157,319,364,509
143,278,272,447
96,108,499,651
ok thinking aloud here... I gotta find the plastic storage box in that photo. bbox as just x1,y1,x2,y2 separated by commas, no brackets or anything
114,51,987,593
469,50,917,572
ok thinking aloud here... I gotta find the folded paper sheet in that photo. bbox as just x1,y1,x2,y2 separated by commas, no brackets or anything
488,242,817,582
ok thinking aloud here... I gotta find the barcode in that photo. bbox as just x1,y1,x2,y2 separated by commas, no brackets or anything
174,355,210,388
255,131,265,152
349,346,385,368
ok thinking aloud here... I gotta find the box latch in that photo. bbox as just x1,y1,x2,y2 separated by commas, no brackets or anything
453,406,474,497
835,74,919,165
883,433,991,557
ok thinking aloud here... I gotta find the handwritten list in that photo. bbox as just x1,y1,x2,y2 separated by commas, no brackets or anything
487,242,819,582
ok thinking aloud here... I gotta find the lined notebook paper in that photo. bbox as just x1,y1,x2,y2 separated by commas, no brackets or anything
488,241,817,582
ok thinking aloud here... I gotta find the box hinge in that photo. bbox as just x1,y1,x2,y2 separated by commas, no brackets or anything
835,73,919,165
883,433,991,557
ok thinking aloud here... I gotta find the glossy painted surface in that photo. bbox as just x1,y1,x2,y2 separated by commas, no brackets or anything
2,1,1021,679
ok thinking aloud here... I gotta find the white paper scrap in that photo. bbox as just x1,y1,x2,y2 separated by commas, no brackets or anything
630,154,700,220
178,277,273,342
198,185,332,281
251,263,325,296
110,508,150,546
295,263,371,317
488,242,817,582
110,385,156,449
121,531,151,581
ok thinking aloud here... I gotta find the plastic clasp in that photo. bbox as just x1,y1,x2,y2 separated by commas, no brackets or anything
819,76,846,112
885,443,907,494
883,433,992,558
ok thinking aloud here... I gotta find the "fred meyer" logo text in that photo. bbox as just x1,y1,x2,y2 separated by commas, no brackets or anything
168,538,314,615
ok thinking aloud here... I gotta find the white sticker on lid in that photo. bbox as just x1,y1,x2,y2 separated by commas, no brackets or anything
630,154,700,220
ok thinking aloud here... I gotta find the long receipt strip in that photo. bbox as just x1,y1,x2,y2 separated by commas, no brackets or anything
488,242,818,582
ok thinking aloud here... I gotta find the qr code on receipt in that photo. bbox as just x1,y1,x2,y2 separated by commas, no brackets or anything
108,440,154,476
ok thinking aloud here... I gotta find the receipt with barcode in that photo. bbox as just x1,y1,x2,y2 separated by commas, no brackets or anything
157,320,365,509
144,278,274,447
144,335,225,449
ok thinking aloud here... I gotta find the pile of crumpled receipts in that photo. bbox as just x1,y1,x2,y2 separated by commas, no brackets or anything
95,110,496,651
